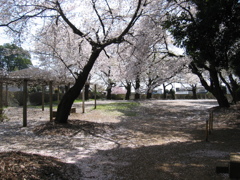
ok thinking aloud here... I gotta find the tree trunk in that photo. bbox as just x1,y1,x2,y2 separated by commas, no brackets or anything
106,87,112,100
134,75,140,100
170,88,175,100
55,47,102,123
229,74,240,103
190,62,229,107
125,82,131,100
146,89,152,99
192,85,197,99
163,83,167,99
84,83,89,101
209,70,229,107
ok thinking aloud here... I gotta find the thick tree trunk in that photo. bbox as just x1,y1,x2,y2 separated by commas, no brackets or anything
146,89,152,99
209,70,229,107
125,83,131,100
190,62,229,107
106,87,112,100
170,88,175,100
55,47,102,123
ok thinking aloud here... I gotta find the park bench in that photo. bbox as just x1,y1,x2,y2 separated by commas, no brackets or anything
216,152,240,178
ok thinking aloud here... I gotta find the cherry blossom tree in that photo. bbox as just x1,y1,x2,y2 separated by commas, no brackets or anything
114,5,189,99
0,0,149,123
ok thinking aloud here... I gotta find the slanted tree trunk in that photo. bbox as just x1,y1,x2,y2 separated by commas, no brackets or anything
190,62,230,107
55,47,102,123
125,82,131,100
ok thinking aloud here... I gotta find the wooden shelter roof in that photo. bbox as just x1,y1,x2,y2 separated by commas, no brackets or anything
0,67,74,85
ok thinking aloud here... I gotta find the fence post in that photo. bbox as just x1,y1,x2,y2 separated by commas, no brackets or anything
205,119,209,142
0,81,3,121
94,84,97,109
49,81,53,121
23,79,28,127
82,86,85,113
5,83,8,107
210,110,213,132
208,110,213,134
42,85,45,111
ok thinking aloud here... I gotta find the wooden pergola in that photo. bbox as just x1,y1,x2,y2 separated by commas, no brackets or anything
0,67,75,126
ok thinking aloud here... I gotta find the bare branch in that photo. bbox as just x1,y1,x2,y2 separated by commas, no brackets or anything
55,1,96,45
92,0,106,37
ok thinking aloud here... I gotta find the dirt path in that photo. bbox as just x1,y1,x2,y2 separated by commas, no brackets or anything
1,100,239,179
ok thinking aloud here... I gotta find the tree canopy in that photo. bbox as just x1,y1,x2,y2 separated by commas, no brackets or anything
164,0,240,106
0,43,32,72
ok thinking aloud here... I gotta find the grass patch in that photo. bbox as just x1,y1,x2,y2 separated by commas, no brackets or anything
96,102,140,116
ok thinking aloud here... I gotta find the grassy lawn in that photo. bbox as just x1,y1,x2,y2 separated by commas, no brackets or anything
95,102,140,116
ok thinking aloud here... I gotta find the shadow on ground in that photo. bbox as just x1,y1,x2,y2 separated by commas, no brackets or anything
78,127,240,180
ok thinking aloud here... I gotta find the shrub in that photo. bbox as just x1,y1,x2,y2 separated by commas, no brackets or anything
0,109,9,122
13,91,24,106
111,94,125,100
29,92,42,105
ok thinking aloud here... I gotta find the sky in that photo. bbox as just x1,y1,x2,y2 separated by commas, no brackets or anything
0,29,12,45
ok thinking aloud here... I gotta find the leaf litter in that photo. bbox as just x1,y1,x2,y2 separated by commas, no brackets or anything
0,100,240,179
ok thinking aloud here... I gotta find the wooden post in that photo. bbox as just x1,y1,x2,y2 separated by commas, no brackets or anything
208,110,213,134
5,83,8,107
42,85,45,111
210,110,213,132
205,119,209,142
0,81,3,120
230,153,240,178
82,86,85,113
94,84,97,109
57,85,60,104
49,81,53,121
23,79,28,127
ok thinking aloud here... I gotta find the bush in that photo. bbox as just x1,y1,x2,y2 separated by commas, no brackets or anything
0,109,9,122
29,92,42,105
29,92,63,105
111,94,125,100
13,91,24,106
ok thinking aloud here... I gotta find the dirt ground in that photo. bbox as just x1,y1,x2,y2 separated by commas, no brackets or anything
0,99,240,180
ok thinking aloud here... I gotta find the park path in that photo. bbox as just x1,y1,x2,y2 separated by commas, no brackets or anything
1,99,237,179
